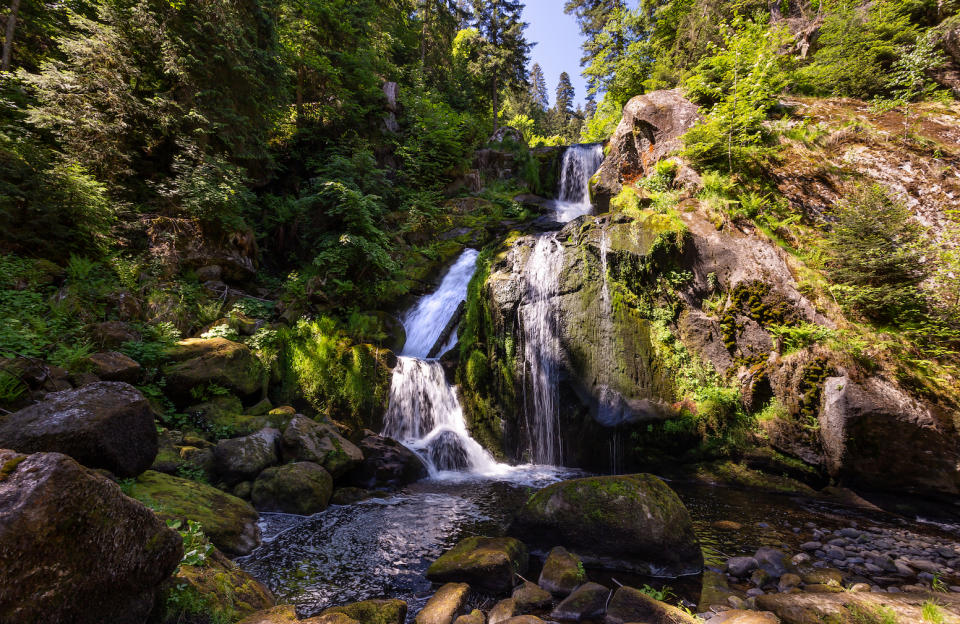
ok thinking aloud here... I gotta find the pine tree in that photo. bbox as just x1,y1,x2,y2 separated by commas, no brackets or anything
469,0,532,131
529,62,549,111
555,71,575,116
564,0,626,93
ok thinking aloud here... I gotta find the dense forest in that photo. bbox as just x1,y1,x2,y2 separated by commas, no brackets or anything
2,0,960,622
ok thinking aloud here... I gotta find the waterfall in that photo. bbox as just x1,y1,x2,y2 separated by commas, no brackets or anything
553,143,604,222
519,142,605,466
383,248,502,478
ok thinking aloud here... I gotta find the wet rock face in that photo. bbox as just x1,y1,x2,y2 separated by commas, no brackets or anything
0,450,182,624
819,375,960,497
0,381,158,477
593,89,701,209
348,434,428,489
512,474,702,577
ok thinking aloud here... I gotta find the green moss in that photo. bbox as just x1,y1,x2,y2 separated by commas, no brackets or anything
798,357,834,423
323,599,407,624
0,454,26,482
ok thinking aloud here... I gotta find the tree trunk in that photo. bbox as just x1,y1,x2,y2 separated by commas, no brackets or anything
2,0,22,72
492,75,499,132
296,64,305,127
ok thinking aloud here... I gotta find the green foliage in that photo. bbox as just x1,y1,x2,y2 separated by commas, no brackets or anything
846,604,898,624
682,17,793,173
635,584,676,602
888,30,950,101
201,325,240,342
922,600,946,623
825,184,929,324
580,96,622,142
167,518,214,568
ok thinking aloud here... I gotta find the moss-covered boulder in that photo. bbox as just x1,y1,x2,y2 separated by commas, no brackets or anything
281,415,364,478
427,536,528,594
415,582,471,624
252,461,333,515
214,427,281,486
164,338,265,405
322,598,408,624
512,475,701,576
454,610,486,624
0,381,158,477
125,469,261,555
158,548,275,623
488,599,517,624
605,586,700,624
0,450,182,624
239,608,359,624
538,546,585,597
512,582,552,611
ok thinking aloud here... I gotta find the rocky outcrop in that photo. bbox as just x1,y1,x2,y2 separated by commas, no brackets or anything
819,375,960,497
512,474,702,577
0,381,158,477
427,536,528,594
163,338,265,405
348,434,428,489
0,450,182,624
593,89,701,210
125,470,261,555
252,461,334,515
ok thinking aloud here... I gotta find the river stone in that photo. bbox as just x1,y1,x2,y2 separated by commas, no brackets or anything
727,557,759,578
500,618,546,624
125,469,261,555
0,381,158,477
454,610,486,624
415,583,471,624
322,598,408,624
605,586,700,624
755,547,794,577
539,546,585,597
163,337,265,405
427,536,528,594
252,461,333,515
86,351,142,383
512,581,552,611
802,569,843,587
0,450,182,624
214,427,281,486
709,611,780,624
281,415,364,478
513,474,702,576
550,582,610,621
488,599,517,624
699,569,735,612
349,434,428,489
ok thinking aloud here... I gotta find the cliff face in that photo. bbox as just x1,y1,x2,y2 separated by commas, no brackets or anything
458,91,960,497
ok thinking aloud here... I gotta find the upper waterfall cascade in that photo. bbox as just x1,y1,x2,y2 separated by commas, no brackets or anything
553,143,604,222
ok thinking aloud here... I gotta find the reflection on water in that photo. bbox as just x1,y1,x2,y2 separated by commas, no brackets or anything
236,469,576,618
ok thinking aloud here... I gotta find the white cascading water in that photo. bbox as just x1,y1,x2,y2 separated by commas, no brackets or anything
553,143,604,222
519,143,605,465
383,249,503,477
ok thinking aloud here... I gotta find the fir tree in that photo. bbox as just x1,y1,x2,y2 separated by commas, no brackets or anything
530,62,549,111
469,0,532,130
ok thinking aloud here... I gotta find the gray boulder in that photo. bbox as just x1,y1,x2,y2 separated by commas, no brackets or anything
281,415,363,478
0,449,182,624
214,427,281,485
0,381,157,477
252,462,333,515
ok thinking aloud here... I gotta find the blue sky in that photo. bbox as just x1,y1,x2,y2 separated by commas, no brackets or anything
522,0,589,109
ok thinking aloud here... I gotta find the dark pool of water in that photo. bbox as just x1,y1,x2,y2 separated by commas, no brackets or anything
236,472,960,619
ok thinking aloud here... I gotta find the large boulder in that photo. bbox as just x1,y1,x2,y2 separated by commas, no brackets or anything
512,474,702,576
593,89,701,210
163,338,265,405
0,381,158,477
0,450,182,623
348,434,428,489
214,427,281,486
281,415,364,478
819,375,960,497
125,470,261,555
252,461,333,515
427,536,529,594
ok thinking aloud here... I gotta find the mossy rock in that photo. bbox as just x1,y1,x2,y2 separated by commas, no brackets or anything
163,338,265,405
538,546,585,597
239,605,359,624
126,470,260,556
605,586,700,624
512,581,552,611
686,461,816,495
550,582,610,621
322,599,408,624
415,582,470,624
159,548,275,624
251,462,333,515
512,474,702,576
427,536,528,595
